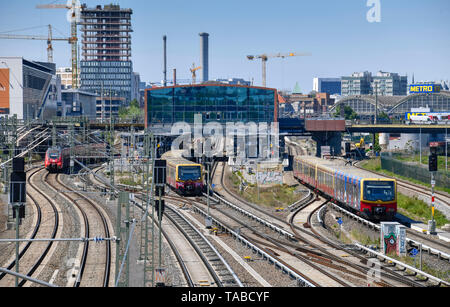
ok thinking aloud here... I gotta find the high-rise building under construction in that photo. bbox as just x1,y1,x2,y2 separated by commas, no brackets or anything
79,4,133,119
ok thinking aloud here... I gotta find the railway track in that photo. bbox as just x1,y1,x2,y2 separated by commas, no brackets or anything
284,139,450,283
166,193,318,287
161,201,241,287
80,158,448,287
212,161,447,287
0,167,60,287
84,164,242,287
44,172,113,287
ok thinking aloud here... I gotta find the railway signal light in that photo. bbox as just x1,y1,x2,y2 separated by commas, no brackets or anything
428,154,438,172
154,159,166,185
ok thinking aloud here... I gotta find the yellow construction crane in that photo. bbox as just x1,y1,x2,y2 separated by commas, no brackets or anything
190,63,202,85
0,25,72,63
36,1,81,89
247,52,312,87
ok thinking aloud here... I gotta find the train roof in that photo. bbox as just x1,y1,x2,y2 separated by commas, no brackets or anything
294,156,394,181
162,150,202,167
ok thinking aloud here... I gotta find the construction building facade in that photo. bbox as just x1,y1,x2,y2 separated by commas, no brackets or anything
79,4,133,119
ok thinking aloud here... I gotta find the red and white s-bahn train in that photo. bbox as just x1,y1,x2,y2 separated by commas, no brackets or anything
293,156,397,221
45,146,70,172
45,143,107,173
162,150,204,196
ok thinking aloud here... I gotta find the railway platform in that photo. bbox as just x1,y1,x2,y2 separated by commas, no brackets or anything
395,213,450,242
410,222,450,243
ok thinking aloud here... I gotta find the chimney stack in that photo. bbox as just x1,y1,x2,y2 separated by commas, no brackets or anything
163,35,167,87
199,33,209,83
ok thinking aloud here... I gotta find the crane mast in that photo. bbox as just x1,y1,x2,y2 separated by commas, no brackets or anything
190,63,202,85
0,25,70,63
37,0,80,89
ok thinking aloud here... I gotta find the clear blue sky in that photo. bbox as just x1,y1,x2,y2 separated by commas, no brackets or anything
0,0,449,92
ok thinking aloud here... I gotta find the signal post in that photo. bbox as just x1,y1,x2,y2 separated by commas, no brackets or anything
428,144,438,235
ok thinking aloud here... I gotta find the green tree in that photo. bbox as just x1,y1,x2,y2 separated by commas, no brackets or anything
118,99,144,121
373,133,382,153
334,105,358,120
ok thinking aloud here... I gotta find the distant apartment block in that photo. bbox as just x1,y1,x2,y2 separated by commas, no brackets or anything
372,71,407,96
341,71,373,96
313,78,341,95
341,71,407,96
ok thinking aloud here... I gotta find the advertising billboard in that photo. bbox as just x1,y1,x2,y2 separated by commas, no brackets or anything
0,68,10,115
409,84,441,94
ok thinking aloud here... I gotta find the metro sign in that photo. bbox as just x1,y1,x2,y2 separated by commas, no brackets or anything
409,84,441,94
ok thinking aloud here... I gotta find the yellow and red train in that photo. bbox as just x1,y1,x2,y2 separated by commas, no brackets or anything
293,156,397,220
162,150,204,196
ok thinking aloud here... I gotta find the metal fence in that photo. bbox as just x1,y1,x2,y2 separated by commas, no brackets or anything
380,153,449,188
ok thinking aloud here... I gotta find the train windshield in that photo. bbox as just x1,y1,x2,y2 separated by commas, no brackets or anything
48,150,60,159
363,181,395,202
178,166,201,181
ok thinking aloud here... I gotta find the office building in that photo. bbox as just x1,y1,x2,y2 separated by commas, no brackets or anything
145,84,278,127
341,71,373,96
79,4,133,119
313,78,341,95
0,57,59,120
280,92,335,116
341,71,407,96
372,71,407,96
60,89,97,119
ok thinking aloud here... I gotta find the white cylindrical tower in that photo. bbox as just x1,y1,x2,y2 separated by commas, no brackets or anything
199,33,209,83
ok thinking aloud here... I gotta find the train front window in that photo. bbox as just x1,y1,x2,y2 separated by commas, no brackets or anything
363,181,395,202
49,151,60,159
178,166,201,181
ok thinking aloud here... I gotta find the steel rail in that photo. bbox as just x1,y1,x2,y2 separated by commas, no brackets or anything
45,173,89,287
15,169,60,287
55,172,112,287
0,167,44,281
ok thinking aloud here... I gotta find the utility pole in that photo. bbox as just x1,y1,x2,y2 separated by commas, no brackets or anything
70,124,74,175
109,88,115,199
428,145,438,235
150,133,156,287
375,82,378,125
204,155,212,229
140,131,152,287
52,121,57,147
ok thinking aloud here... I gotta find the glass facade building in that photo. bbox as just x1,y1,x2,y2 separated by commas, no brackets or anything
313,78,341,95
145,84,278,126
